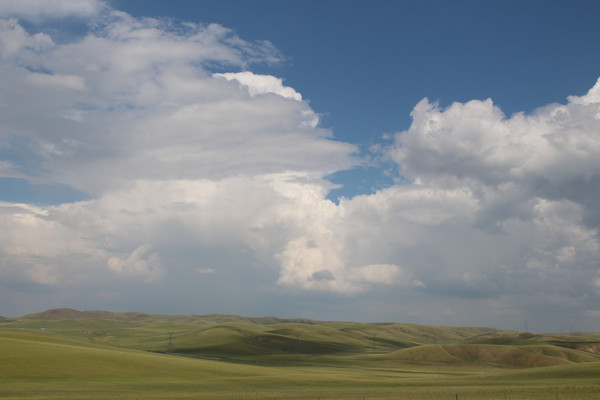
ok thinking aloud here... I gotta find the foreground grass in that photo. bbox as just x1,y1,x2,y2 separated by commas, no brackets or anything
2,331,600,399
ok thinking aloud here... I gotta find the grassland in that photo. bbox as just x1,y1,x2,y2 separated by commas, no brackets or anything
2,308,600,399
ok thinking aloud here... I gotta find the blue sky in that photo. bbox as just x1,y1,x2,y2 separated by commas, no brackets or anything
1,0,600,332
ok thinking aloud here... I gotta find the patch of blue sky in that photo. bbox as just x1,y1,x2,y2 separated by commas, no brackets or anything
17,15,93,45
0,135,90,206
0,177,90,206
325,138,403,202
325,165,398,203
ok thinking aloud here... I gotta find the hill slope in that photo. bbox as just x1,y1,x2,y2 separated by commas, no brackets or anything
3,330,600,400
384,343,600,367
4,308,600,368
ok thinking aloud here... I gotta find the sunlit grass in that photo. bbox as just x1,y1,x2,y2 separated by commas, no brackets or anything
3,330,600,399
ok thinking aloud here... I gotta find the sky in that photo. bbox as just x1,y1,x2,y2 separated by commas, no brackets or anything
1,0,600,332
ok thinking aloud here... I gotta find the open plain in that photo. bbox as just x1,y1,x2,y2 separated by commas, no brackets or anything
2,308,600,399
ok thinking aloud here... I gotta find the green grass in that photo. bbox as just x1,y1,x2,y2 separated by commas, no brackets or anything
3,309,600,399
2,331,600,399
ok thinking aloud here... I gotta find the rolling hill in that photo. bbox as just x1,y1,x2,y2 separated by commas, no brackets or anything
382,343,600,367
3,309,600,399
3,308,600,368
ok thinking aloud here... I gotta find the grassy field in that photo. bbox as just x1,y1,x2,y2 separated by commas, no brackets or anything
2,308,600,399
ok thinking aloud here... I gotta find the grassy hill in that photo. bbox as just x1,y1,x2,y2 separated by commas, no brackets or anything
0,330,328,399
4,308,600,369
382,343,600,367
3,328,600,399
2,308,498,361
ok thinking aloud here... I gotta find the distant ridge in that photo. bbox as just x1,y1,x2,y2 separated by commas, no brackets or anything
23,308,111,320
200,314,319,325
22,308,152,321
21,308,322,325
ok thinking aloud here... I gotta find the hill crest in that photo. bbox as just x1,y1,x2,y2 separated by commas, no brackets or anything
21,308,325,325
9,308,600,369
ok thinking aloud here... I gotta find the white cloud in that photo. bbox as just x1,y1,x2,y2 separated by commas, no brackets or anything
387,80,600,231
0,18,46,57
0,201,108,290
107,244,165,282
0,0,106,19
214,71,303,101
26,72,86,90
0,16,349,197
364,80,600,316
570,77,600,105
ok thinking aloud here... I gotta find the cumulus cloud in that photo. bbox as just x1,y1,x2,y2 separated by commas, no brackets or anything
0,0,105,19
0,13,347,195
0,201,107,290
388,79,600,231
107,244,165,282
368,79,600,326
0,10,360,304
214,71,303,101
